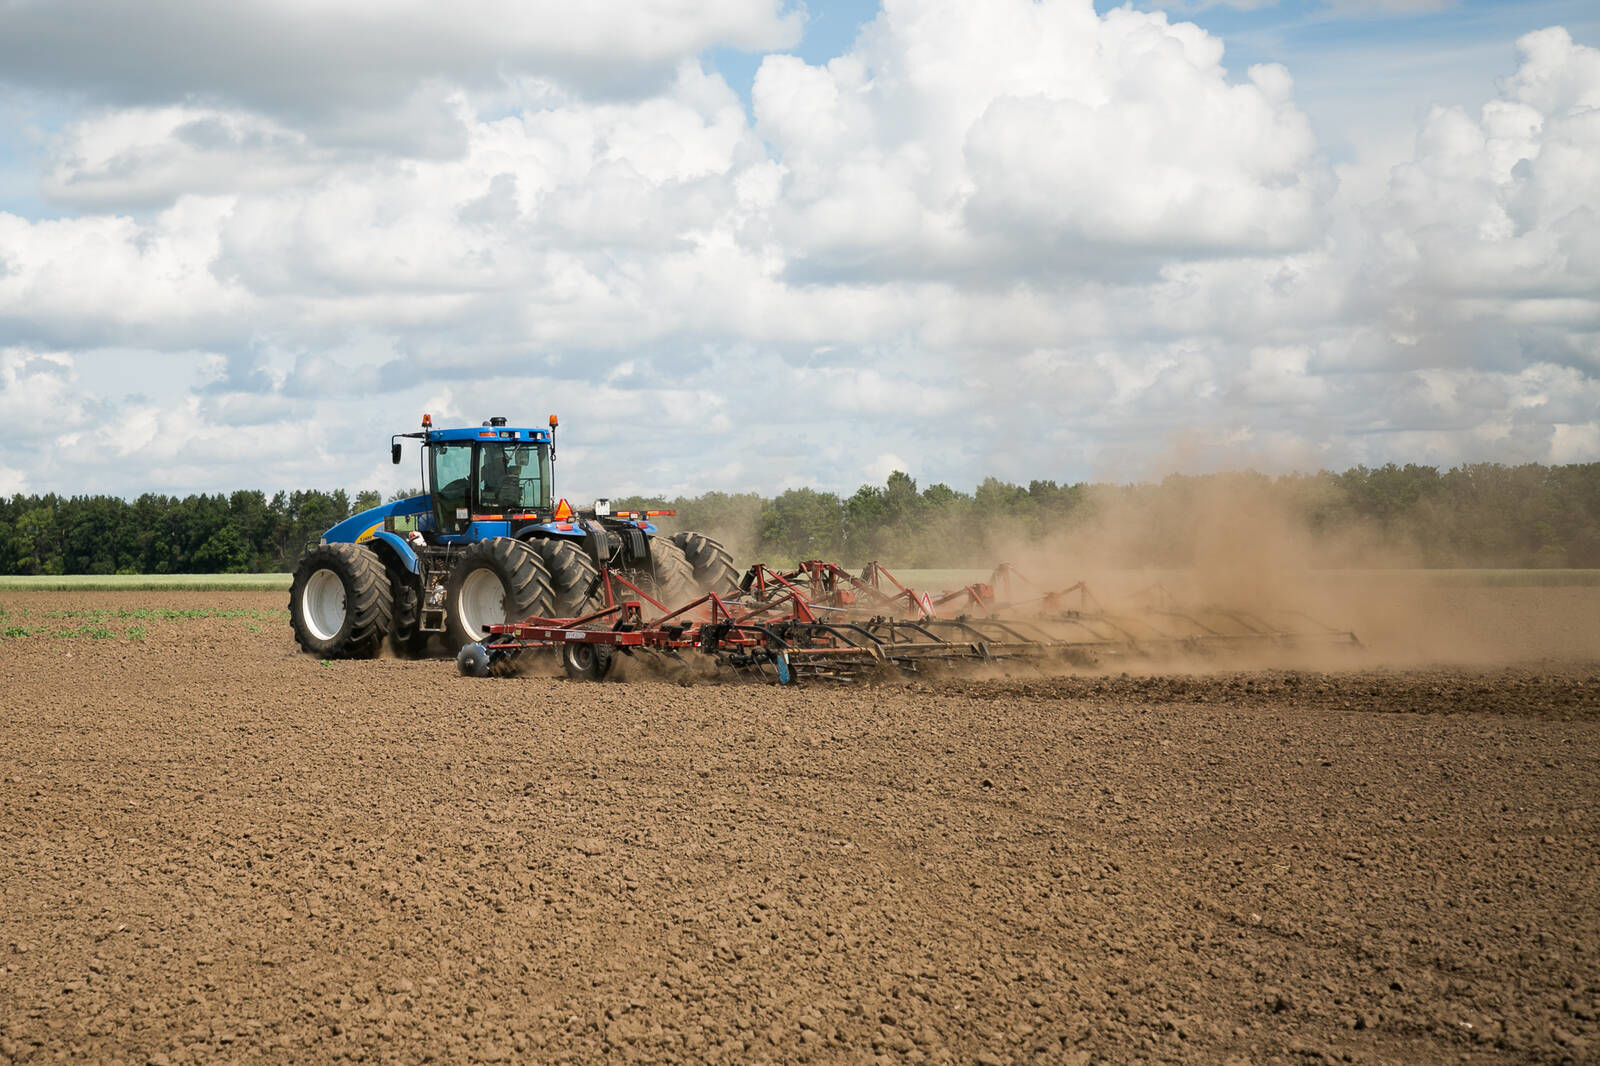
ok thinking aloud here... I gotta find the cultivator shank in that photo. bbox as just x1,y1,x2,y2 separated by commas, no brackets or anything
458,559,1360,684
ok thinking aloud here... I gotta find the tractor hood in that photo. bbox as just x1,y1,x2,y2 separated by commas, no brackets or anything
322,494,431,544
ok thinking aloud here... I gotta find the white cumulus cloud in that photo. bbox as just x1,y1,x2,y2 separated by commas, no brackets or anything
753,0,1326,278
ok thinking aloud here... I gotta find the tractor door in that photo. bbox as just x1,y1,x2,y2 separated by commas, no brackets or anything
429,441,475,534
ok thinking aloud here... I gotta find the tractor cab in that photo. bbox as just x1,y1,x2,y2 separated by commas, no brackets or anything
395,415,556,540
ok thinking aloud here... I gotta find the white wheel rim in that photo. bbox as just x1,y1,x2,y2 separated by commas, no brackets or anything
302,568,347,641
457,568,508,640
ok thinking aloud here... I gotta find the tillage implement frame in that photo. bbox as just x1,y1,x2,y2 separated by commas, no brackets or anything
458,557,1361,685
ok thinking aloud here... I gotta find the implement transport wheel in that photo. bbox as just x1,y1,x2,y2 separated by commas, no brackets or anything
527,538,604,617
647,537,698,608
289,543,394,658
670,531,739,596
562,642,615,681
444,538,554,652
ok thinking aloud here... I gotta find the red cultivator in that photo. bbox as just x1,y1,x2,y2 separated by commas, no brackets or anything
457,560,1360,684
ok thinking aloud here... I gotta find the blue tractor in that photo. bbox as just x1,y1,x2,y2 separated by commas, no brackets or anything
288,413,738,659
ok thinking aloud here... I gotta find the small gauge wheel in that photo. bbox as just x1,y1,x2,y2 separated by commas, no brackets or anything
562,641,615,681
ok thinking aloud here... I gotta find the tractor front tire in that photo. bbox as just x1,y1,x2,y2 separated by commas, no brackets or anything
670,531,739,596
647,537,698,610
528,538,604,618
289,543,394,659
444,538,554,652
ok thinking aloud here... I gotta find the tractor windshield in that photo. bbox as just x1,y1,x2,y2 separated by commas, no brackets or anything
476,441,550,512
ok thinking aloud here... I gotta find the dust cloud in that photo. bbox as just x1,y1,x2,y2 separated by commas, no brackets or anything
978,474,1599,668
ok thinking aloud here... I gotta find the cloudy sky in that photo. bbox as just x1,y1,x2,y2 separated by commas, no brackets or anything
1,0,1597,501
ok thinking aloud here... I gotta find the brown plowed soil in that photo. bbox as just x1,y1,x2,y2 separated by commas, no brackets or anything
2,588,1598,1065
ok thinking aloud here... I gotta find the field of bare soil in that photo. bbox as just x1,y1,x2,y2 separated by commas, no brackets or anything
2,585,1598,1065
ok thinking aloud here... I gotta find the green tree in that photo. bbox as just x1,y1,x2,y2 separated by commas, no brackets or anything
758,488,846,564
10,502,61,574
193,523,251,572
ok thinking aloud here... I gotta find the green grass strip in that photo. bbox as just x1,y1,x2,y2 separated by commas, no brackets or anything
0,573,292,590
35,607,287,621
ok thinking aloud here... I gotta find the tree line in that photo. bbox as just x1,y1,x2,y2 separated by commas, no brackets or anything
3,462,1598,575
0,489,383,576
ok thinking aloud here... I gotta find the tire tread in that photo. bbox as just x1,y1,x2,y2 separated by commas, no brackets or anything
647,537,698,610
528,539,604,618
670,531,739,596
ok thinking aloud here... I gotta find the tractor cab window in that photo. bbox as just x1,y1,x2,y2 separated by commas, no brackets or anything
476,442,546,512
429,442,474,532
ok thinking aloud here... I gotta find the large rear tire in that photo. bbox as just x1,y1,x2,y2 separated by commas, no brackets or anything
444,538,554,652
289,543,394,658
647,537,697,610
670,531,739,596
527,538,604,618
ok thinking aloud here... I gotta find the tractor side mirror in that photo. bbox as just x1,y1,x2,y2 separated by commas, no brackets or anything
391,443,403,465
